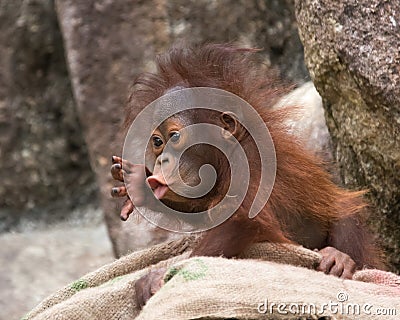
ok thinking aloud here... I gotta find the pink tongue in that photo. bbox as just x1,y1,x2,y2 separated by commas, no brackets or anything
147,176,169,199
153,184,169,199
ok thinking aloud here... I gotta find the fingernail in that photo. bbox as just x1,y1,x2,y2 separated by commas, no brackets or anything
112,163,121,170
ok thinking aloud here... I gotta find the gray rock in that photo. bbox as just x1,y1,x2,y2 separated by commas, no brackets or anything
164,0,309,83
55,0,175,256
273,81,332,161
55,0,310,257
0,0,96,230
296,0,400,270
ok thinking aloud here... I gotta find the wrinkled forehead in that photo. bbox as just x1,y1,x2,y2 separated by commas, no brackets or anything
151,86,222,129
156,114,186,132
157,108,223,131
152,86,188,123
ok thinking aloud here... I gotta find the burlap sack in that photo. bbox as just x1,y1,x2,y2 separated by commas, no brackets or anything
23,236,400,320
23,236,198,320
138,257,399,320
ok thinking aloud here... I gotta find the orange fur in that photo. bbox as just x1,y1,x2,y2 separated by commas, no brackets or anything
124,43,384,269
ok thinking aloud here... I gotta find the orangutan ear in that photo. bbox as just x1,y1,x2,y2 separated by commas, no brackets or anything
220,111,247,141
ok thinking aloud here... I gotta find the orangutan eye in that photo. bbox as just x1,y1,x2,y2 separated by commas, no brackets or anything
152,136,163,147
170,131,181,143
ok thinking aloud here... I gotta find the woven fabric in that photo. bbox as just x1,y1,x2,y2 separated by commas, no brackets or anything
23,236,400,320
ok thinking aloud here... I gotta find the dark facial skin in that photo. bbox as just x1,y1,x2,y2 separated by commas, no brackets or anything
144,110,231,214
146,115,206,204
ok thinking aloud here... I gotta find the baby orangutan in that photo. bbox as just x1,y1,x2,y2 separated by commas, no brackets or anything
111,44,384,308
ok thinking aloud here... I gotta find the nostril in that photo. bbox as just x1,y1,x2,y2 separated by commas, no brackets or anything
157,154,169,165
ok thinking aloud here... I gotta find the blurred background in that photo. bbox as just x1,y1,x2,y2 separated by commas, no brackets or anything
0,0,399,319
0,1,309,317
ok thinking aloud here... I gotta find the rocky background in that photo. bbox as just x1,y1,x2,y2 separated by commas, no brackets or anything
0,0,97,231
296,0,400,270
0,0,398,318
